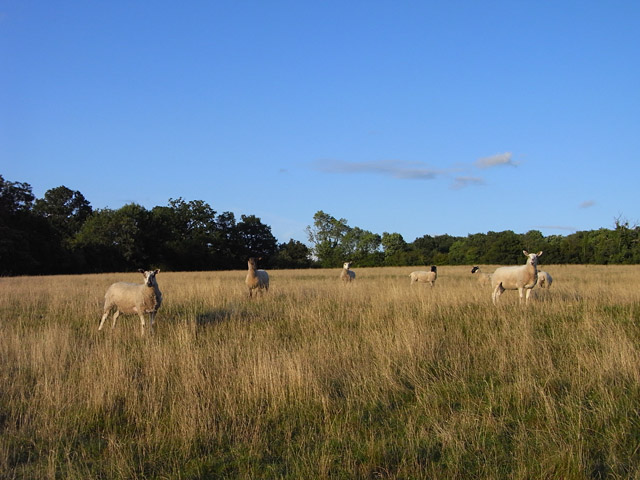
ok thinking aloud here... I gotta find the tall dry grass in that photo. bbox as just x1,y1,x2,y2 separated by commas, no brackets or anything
1,265,640,478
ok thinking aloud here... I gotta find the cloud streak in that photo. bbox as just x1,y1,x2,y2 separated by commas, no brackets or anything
313,159,443,180
533,225,579,232
475,152,518,169
312,150,520,189
580,200,595,208
451,176,485,189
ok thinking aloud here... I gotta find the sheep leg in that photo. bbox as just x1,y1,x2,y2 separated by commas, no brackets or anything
111,310,120,329
518,288,525,304
138,313,146,335
492,284,504,305
148,312,155,333
525,289,533,304
98,309,110,330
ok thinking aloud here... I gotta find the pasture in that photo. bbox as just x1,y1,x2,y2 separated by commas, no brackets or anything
1,265,640,479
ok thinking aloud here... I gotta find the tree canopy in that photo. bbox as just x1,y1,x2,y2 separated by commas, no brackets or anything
2,173,639,276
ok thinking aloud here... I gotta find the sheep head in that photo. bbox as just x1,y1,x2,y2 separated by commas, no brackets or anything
139,269,160,287
522,250,543,266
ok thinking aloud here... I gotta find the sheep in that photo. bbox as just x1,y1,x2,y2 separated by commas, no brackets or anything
246,257,269,297
537,270,553,288
471,266,492,286
409,265,437,287
340,261,356,282
98,269,162,335
491,250,542,305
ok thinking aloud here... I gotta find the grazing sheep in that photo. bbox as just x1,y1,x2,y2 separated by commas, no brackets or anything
537,270,553,288
471,266,492,286
409,265,438,287
99,269,162,335
340,261,356,283
491,251,542,305
246,257,269,297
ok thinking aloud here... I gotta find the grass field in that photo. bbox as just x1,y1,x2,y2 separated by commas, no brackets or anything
1,265,640,479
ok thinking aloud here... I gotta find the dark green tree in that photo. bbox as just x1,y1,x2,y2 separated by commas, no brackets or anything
0,175,63,275
306,210,351,267
273,239,313,269
522,230,545,255
483,231,522,264
211,211,243,269
160,198,218,270
33,185,92,243
237,214,278,265
381,232,410,266
73,204,152,272
412,234,438,264
447,238,470,265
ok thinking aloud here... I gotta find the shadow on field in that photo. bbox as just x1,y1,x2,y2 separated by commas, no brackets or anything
196,310,231,326
195,302,257,326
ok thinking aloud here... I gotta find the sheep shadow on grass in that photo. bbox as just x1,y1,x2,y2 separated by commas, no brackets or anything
195,302,261,326
196,309,234,326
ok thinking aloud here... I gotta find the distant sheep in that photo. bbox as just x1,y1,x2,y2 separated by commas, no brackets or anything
537,270,553,288
340,261,356,283
409,265,438,287
491,251,542,305
246,257,269,297
471,266,492,286
99,269,162,335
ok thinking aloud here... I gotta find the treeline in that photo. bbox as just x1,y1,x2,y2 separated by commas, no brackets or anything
2,174,639,276
306,211,640,267
0,175,311,275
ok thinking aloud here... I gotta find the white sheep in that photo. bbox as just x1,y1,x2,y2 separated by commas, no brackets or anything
340,261,356,283
470,266,492,286
537,270,553,288
409,265,438,287
491,250,542,305
246,257,269,297
98,269,162,335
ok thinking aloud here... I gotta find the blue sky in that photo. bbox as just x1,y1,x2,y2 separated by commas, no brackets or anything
2,1,639,244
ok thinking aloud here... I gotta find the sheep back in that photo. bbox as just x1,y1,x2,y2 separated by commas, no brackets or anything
246,270,269,289
104,281,162,314
409,266,437,285
490,265,538,290
538,271,552,288
471,266,492,285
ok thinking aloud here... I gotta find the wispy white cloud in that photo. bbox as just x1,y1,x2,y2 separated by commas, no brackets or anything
312,159,443,180
533,225,578,232
475,152,518,169
579,200,595,208
451,176,485,189
312,152,520,188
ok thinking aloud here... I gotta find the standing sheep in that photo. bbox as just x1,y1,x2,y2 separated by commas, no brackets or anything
491,251,542,305
99,269,162,335
246,257,269,297
340,261,356,283
409,265,438,287
537,270,553,288
471,266,492,286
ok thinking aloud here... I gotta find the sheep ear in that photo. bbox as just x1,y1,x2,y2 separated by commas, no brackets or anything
523,250,529,256
154,269,160,274
138,269,145,274
537,251,543,257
